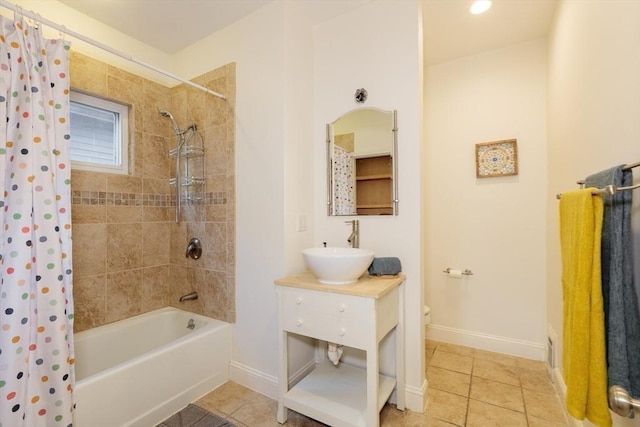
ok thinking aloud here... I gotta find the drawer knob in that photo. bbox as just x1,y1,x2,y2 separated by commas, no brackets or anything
338,328,346,337
339,305,345,312
296,297,302,305
297,319,303,327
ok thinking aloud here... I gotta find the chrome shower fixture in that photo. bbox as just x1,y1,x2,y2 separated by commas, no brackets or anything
159,109,206,223
159,109,182,135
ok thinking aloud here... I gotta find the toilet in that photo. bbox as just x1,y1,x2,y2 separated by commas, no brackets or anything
424,305,431,325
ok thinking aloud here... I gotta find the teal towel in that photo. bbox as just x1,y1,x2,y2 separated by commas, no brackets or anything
586,165,640,398
368,257,401,276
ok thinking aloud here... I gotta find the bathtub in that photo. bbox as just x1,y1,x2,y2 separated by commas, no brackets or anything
73,307,230,427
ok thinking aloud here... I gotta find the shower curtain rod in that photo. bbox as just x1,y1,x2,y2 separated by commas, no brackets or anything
0,0,226,100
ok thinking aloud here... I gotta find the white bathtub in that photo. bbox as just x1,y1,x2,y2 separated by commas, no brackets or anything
73,307,230,427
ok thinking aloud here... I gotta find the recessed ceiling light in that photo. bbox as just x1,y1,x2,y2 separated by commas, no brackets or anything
470,0,492,15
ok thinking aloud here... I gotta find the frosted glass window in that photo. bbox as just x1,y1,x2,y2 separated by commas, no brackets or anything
70,91,129,174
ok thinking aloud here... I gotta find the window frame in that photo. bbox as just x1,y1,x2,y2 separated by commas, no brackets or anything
69,91,130,175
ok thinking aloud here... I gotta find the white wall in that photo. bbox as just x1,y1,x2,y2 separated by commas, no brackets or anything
424,39,548,359
547,2,640,425
175,1,318,396
314,0,426,411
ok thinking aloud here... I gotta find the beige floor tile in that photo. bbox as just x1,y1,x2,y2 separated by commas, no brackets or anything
474,349,519,366
196,381,261,415
426,339,439,354
515,357,547,373
426,388,469,426
528,414,569,426
283,410,328,426
523,387,568,423
466,399,528,427
437,342,475,357
519,368,556,394
473,358,520,386
470,376,524,412
380,403,408,426
430,350,474,375
227,394,281,427
404,410,460,427
427,366,471,396
192,341,572,427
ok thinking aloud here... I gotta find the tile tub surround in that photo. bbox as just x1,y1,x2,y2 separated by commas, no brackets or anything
188,341,569,426
69,52,236,331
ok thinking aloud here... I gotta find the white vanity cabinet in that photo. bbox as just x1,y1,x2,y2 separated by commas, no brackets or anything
275,273,405,427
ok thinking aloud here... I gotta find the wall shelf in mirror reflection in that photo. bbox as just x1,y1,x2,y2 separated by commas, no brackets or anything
326,108,398,216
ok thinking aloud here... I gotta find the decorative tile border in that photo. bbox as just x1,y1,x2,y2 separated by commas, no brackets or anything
71,191,227,206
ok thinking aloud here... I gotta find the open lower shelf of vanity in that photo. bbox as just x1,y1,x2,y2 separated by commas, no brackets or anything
283,361,396,427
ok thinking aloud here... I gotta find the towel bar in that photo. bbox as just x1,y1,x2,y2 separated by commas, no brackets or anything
609,385,640,417
442,268,474,276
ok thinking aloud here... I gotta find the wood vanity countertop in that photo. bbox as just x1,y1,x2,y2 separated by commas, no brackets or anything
274,272,404,299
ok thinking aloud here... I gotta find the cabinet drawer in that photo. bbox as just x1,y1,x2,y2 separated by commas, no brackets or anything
280,288,370,348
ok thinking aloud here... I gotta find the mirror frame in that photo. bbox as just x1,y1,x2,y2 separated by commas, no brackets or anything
326,108,398,216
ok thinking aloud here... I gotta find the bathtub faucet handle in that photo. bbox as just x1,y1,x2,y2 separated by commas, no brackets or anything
186,237,202,259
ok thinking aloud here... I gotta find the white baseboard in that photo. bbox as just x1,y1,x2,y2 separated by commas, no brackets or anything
230,358,427,414
229,358,316,401
425,324,547,360
229,360,279,400
405,379,428,413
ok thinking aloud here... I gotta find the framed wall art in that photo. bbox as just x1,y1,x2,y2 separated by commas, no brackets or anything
475,139,518,178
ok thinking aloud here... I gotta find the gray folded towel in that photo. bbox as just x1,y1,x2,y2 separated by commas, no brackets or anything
368,257,402,276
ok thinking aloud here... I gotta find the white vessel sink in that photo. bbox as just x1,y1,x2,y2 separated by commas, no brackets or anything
302,247,375,285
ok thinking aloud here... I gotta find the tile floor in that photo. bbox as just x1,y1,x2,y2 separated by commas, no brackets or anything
168,340,570,426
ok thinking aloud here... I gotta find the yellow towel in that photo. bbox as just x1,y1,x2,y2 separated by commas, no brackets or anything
559,188,611,427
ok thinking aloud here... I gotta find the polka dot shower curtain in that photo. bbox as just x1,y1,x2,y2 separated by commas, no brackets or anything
0,16,75,427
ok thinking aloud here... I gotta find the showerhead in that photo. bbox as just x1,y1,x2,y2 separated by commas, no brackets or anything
159,109,181,135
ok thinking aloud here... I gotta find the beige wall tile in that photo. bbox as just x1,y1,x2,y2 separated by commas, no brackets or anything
71,53,235,329
140,265,169,312
143,81,172,137
142,206,172,222
72,205,106,224
142,222,170,267
72,223,107,277
107,223,142,271
106,205,143,224
71,170,107,192
73,274,106,332
139,133,172,179
105,269,143,323
106,174,142,193
70,52,107,95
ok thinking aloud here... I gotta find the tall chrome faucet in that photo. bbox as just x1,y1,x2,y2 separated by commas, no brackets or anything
345,220,359,248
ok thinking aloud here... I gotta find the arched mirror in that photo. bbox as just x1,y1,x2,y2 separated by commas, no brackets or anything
326,108,398,216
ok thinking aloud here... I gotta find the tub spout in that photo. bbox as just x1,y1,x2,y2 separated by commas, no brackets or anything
179,291,198,302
